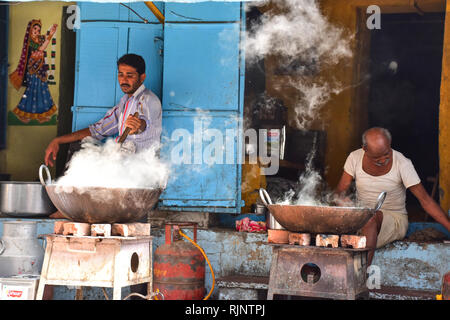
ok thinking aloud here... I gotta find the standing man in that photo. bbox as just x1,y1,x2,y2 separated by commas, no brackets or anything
44,53,162,166
335,127,450,265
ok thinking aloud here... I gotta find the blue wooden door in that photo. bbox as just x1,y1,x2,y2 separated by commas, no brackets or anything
159,3,245,213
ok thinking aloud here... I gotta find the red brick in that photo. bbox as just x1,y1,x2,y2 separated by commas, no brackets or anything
53,221,69,235
315,234,339,248
91,224,112,237
288,233,311,246
340,235,367,249
62,222,91,236
111,223,151,237
267,229,289,244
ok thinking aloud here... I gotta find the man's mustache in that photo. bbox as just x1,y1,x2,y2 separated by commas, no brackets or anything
375,158,390,167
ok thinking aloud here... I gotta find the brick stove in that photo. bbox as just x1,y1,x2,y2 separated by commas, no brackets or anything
36,222,154,300
267,232,370,300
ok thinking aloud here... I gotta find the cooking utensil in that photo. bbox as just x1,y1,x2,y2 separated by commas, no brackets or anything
374,191,387,211
259,188,285,230
39,164,163,224
0,181,56,217
259,188,386,234
118,112,139,154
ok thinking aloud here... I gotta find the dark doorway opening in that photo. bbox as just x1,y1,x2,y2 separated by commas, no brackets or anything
367,12,444,221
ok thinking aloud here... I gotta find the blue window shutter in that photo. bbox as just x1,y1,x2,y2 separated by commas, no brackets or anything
74,24,124,108
159,12,244,213
127,25,164,99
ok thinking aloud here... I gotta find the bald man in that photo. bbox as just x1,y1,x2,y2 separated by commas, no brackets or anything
335,127,450,265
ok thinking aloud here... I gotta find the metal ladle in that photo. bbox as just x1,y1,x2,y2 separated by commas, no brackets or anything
374,191,387,212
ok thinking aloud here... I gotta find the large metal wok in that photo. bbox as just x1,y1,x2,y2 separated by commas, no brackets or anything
39,165,163,224
259,188,386,234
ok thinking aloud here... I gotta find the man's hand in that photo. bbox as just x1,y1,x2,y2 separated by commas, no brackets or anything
334,196,354,207
124,114,146,135
409,183,450,232
44,138,60,167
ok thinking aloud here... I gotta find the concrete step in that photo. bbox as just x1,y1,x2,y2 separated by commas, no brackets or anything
369,286,439,300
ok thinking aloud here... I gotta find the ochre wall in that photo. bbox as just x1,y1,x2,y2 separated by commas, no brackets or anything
264,0,449,211
439,0,450,212
4,1,69,181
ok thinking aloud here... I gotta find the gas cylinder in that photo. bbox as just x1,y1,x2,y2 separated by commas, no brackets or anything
153,223,205,300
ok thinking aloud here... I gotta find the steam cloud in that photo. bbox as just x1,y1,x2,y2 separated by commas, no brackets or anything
55,137,169,190
244,0,355,205
244,0,353,129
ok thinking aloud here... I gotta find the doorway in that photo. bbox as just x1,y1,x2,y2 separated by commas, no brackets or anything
367,12,444,221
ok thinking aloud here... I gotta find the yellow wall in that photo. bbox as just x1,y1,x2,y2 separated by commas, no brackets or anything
439,0,450,212
265,0,448,209
4,1,70,181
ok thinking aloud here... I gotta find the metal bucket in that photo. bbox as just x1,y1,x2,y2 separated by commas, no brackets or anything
0,221,44,277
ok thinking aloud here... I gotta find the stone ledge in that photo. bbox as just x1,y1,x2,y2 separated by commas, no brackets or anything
216,275,269,290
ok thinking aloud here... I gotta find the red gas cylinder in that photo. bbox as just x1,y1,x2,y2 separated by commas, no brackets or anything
443,272,450,300
153,223,205,300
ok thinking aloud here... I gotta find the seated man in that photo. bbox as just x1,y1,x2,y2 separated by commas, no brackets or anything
335,127,450,265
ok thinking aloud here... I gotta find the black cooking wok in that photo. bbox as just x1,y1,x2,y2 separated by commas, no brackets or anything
39,165,163,224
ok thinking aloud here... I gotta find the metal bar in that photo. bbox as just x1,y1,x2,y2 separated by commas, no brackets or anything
144,2,165,24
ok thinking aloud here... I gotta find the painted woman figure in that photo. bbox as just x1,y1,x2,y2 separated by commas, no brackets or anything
9,19,58,124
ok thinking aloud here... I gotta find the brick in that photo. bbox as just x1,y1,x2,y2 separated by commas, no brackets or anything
91,224,112,237
315,234,339,248
288,233,311,246
54,221,69,234
111,223,151,237
267,229,289,244
62,222,91,236
340,235,367,249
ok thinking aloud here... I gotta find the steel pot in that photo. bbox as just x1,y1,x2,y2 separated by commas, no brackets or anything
258,190,285,230
0,181,56,217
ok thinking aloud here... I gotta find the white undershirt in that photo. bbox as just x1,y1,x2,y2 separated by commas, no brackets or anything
343,148,421,215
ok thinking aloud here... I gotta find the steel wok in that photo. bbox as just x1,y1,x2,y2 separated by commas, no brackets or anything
39,165,163,224
259,188,385,234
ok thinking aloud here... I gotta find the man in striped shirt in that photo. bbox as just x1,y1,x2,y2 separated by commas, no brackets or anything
44,53,162,167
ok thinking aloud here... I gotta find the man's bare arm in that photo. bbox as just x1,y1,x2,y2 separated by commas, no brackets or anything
335,171,353,196
44,128,91,167
333,171,354,206
409,183,450,232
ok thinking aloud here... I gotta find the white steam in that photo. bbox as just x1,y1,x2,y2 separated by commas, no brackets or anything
244,0,353,130
276,141,329,206
55,137,169,190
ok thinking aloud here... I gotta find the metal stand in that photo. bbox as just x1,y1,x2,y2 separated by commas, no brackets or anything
36,234,153,300
267,244,370,300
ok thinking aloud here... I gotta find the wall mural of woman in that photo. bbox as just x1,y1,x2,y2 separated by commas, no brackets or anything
9,19,58,124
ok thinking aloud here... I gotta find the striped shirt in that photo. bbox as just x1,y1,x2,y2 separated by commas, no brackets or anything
88,84,162,152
